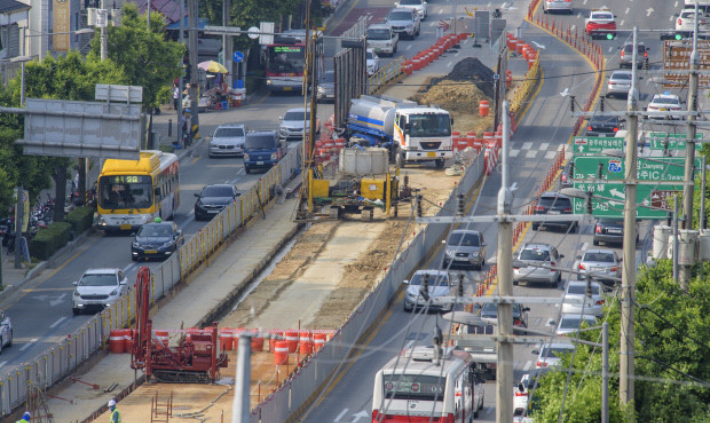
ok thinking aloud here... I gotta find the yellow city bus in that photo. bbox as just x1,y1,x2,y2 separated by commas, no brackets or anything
96,150,180,233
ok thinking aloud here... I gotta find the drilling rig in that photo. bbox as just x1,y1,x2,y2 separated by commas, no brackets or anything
130,267,228,383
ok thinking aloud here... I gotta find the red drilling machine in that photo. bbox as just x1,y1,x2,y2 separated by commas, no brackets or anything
130,267,229,383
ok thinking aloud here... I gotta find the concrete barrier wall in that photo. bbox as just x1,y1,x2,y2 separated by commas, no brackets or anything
251,152,486,423
0,146,302,417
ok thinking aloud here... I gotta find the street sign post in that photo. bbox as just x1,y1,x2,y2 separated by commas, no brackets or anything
573,137,624,154
662,39,710,88
572,156,702,219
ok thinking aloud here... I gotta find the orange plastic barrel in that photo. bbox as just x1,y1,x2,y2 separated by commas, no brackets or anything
219,328,233,351
123,329,134,353
269,330,283,352
284,330,299,353
299,331,312,355
515,39,524,54
274,340,289,365
251,336,264,352
506,70,513,88
483,132,494,143
479,100,490,117
313,333,327,352
109,330,125,354
155,330,170,349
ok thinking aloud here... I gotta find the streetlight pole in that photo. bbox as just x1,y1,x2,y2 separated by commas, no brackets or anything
679,4,700,289
100,0,108,61
619,26,639,408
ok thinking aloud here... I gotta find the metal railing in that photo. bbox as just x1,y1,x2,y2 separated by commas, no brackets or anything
0,146,301,417
367,56,407,95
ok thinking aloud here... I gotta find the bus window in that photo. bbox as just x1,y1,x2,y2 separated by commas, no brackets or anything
383,374,446,401
98,176,153,209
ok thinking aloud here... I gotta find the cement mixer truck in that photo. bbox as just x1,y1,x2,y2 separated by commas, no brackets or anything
346,95,454,168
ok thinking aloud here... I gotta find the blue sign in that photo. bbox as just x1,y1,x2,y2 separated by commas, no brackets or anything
233,51,244,63
608,160,622,173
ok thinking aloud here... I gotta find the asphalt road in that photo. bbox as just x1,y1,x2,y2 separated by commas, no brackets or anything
298,0,685,422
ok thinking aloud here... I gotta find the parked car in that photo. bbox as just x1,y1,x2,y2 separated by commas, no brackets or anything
513,243,564,287
646,94,682,120
278,107,321,142
442,229,486,270
0,311,11,353
479,302,530,328
533,342,575,369
554,314,598,336
366,49,381,75
585,114,623,137
209,124,246,158
131,221,184,261
585,8,616,38
72,268,129,315
194,184,241,221
385,8,420,39
593,218,639,246
619,41,648,69
576,249,621,285
244,130,285,174
562,280,606,317
366,24,399,57
402,269,452,312
606,70,633,98
316,71,335,103
542,0,573,14
532,192,576,232
395,0,428,20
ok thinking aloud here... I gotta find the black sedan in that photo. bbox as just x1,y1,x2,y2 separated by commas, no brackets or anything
131,222,184,261
593,218,639,246
586,115,623,137
479,302,530,329
532,192,576,232
194,184,241,221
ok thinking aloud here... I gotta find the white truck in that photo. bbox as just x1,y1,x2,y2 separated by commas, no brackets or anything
454,321,498,380
347,95,454,168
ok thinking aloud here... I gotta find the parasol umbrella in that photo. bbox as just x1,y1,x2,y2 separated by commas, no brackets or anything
197,60,228,73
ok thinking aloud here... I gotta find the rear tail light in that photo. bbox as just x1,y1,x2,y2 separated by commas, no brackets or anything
596,299,606,305
562,174,568,182
515,391,528,396
620,50,625,58
613,127,619,132
611,267,618,272
609,81,616,86
595,224,602,233
537,361,548,367
514,318,522,326
534,205,545,212
679,18,683,26
579,263,586,270
372,410,380,422
550,261,556,268
587,126,592,131
563,207,572,213
444,413,455,423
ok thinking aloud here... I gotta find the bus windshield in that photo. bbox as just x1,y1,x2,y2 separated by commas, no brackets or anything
383,374,446,401
408,114,451,137
266,45,305,74
98,175,153,210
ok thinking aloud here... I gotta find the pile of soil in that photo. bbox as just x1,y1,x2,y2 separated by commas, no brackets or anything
429,57,496,99
419,81,491,114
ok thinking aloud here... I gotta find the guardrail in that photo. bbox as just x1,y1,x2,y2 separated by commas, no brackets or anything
0,146,302,417
367,56,407,95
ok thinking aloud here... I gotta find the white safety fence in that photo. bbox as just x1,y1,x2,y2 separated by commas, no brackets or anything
250,152,486,423
0,146,303,417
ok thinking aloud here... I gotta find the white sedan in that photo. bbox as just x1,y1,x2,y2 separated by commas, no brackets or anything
396,0,427,20
366,49,381,76
646,94,683,119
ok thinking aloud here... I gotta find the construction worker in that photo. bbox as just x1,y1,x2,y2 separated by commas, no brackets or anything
108,399,121,423
17,411,31,423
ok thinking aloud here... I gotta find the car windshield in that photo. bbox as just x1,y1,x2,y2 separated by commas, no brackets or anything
321,72,335,83
520,249,550,261
654,97,679,105
245,135,277,149
410,273,449,287
202,186,234,197
592,12,613,19
214,127,244,137
388,11,413,20
560,316,595,329
368,28,392,40
612,72,632,80
283,111,310,121
79,274,118,287
367,51,375,60
482,302,521,316
400,0,421,4
448,232,480,247
541,346,574,357
138,225,173,237
583,252,615,263
538,196,570,207
568,284,601,295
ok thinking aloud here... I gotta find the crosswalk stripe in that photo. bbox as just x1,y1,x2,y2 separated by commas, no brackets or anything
526,150,537,158
522,142,533,150
510,150,520,157
540,142,549,150
545,151,557,159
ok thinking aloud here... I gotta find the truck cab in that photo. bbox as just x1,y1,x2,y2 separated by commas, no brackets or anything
366,24,399,57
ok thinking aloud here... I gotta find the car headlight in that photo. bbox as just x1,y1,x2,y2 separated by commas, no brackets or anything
271,152,278,160
132,242,140,248
244,153,250,161
266,80,273,85
446,249,455,256
109,289,118,296
471,251,480,257
317,86,325,94
73,290,80,297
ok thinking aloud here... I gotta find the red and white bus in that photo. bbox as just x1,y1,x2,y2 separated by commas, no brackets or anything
264,42,306,92
372,346,485,423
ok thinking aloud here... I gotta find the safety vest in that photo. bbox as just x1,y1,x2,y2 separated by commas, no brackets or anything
110,409,121,423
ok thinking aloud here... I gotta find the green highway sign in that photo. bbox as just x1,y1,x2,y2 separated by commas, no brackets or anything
647,132,703,139
573,137,624,154
644,133,703,152
571,156,702,219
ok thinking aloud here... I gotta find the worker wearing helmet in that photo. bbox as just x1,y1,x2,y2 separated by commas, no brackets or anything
108,399,121,423
17,411,31,423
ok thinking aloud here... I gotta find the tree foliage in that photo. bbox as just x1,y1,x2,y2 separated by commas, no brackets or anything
530,260,710,422
88,3,184,110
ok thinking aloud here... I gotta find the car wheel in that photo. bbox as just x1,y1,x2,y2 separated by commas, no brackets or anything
513,280,519,286
474,407,479,419
532,223,539,231
73,307,81,316
403,303,412,313
435,159,445,168
131,255,137,262
593,239,600,246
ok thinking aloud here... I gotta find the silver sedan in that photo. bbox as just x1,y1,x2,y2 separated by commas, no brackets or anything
576,249,621,285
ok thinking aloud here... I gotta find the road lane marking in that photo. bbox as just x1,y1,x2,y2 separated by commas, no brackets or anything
625,7,629,14
49,317,66,328
674,0,678,6
447,61,453,67
510,150,520,157
20,339,38,351
523,360,532,371
334,409,348,422
534,317,542,326
0,361,6,369
620,20,625,26
608,47,614,53
526,150,537,158
544,151,557,159
522,142,532,150
540,142,549,150
406,45,412,50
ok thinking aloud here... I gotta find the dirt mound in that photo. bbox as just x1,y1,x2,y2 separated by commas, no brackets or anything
429,57,496,99
419,81,491,114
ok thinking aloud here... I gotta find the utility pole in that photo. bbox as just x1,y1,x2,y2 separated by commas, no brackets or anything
673,196,680,282
187,0,200,143
177,0,185,145
14,186,23,269
222,0,232,89
496,101,513,423
701,157,707,229
679,3,700,289
619,26,639,408
233,334,251,423
100,0,108,61
602,322,609,423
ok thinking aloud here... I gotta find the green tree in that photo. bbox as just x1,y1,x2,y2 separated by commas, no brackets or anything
530,260,710,422
88,4,185,111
